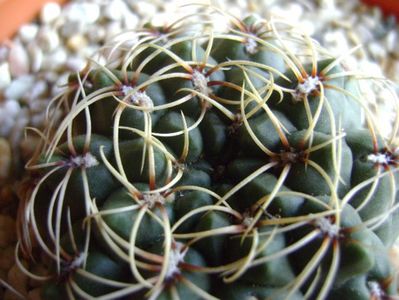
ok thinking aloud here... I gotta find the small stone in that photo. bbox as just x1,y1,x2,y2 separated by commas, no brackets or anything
368,41,386,61
43,71,59,83
298,20,316,36
40,2,61,24
356,24,374,44
360,60,384,78
130,1,157,18
18,24,39,44
104,0,129,21
66,56,87,72
66,34,88,52
51,72,69,96
64,2,100,24
27,43,43,73
86,25,106,43
81,45,99,58
9,109,29,147
30,112,47,127
41,48,68,71
0,139,11,181
385,31,397,54
0,99,22,136
0,63,11,90
123,11,139,29
8,41,30,77
59,20,84,38
4,75,35,100
105,21,123,41
31,81,48,98
37,27,60,52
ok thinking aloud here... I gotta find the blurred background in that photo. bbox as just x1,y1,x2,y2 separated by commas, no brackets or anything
0,0,398,299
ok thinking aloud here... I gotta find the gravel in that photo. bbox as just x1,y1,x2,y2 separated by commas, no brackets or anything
0,0,398,298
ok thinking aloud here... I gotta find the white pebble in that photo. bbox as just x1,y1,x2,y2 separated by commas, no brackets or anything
130,1,157,17
8,41,30,77
361,60,384,78
123,11,139,29
3,100,20,117
4,75,35,100
59,20,84,38
298,20,315,36
368,41,386,60
40,2,61,24
29,99,48,113
104,0,129,21
42,48,68,71
9,109,28,147
0,100,20,136
37,27,60,52
29,81,48,102
52,72,69,96
43,71,59,83
0,117,13,137
67,34,88,52
27,43,43,73
66,56,87,72
18,24,39,44
385,31,398,53
86,25,106,43
31,112,47,127
84,3,101,24
356,24,374,44
64,2,100,24
81,45,100,58
0,63,11,90
105,21,123,42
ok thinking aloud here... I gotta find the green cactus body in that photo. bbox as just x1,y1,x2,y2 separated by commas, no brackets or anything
18,7,399,300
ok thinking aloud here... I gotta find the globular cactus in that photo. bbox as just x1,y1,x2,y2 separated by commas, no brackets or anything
17,7,399,300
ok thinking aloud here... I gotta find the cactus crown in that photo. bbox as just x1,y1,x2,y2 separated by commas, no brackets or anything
17,6,399,300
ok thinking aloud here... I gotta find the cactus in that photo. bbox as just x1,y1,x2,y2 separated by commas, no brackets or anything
17,7,399,300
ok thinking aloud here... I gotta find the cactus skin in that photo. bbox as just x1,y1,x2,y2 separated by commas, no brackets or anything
17,8,399,300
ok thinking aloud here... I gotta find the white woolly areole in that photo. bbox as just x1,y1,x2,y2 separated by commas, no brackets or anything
242,215,254,228
121,85,154,109
70,152,99,168
142,192,165,208
294,76,320,101
368,152,394,165
367,281,384,298
165,242,187,278
245,37,258,54
68,252,86,271
191,69,210,96
315,217,339,238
